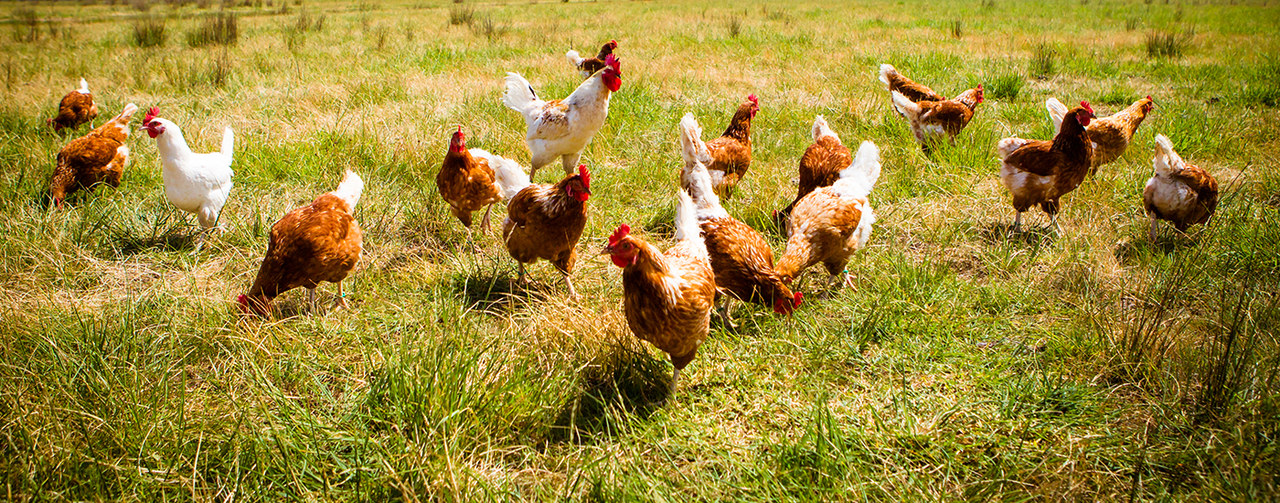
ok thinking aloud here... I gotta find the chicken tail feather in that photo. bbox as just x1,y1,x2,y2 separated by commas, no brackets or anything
675,188,708,259
833,141,881,199
221,127,235,159
332,170,364,210
78,77,89,93
890,91,921,120
878,64,896,90
811,115,839,143
501,73,539,117
565,49,584,68
1153,134,1183,176
1045,97,1068,136
479,149,532,201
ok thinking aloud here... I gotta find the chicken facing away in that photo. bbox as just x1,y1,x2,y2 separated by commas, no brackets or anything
604,190,717,395
503,54,621,180
1143,134,1219,241
879,64,945,117
142,108,235,246
1047,96,1155,175
500,162,590,298
678,95,759,198
49,103,139,208
997,101,1097,231
565,39,618,78
777,115,852,226
48,78,98,132
239,170,364,317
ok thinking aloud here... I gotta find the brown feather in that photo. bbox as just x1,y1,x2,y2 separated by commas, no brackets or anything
247,193,363,302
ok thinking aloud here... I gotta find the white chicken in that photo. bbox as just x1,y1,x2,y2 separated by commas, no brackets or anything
502,54,621,180
141,107,235,248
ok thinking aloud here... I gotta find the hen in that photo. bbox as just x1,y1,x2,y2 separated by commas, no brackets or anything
503,54,621,179
141,107,235,247
677,95,758,198
997,101,1097,230
500,163,591,298
565,40,618,78
1047,96,1155,175
604,190,716,393
239,170,364,317
879,64,945,117
892,85,983,153
48,78,98,132
680,113,801,319
436,127,528,243
776,141,881,291
1143,134,1219,241
777,115,852,226
49,103,139,208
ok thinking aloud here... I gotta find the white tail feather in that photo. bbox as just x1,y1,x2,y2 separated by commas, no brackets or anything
997,137,1033,160
677,114,727,221
472,148,531,201
78,77,89,93
1153,134,1184,177
501,73,541,120
118,103,139,121
220,127,234,159
332,170,364,210
890,91,921,120
811,115,839,143
1045,97,1068,135
878,64,896,89
832,141,881,199
565,49,584,68
674,189,706,253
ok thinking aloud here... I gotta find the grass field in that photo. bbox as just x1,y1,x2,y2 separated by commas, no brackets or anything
2,0,1279,499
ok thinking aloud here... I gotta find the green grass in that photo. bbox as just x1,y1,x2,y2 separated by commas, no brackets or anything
2,0,1280,500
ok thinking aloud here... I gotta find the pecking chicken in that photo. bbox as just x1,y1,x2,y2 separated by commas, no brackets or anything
677,95,758,198
239,170,364,317
500,163,591,298
1047,96,1155,175
776,141,881,291
892,85,983,154
141,108,235,247
565,39,618,78
437,126,528,243
604,189,717,394
49,103,139,209
777,115,852,226
879,64,945,117
680,113,801,319
48,78,98,132
1143,134,1218,241
503,54,621,179
997,101,1097,231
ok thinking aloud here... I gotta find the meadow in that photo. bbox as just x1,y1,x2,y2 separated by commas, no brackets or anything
1,0,1279,499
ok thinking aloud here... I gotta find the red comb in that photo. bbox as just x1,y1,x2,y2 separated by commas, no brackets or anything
747,94,758,104
609,224,631,246
1146,95,1154,103
1080,101,1094,114
456,125,462,134
976,84,984,91
609,39,617,46
605,54,620,72
578,164,590,189
144,107,159,123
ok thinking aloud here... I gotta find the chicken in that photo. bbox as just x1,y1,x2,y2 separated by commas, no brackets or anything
776,141,881,291
1047,96,1155,175
677,95,758,198
503,54,621,179
141,108,235,247
680,113,801,319
879,64,945,117
1143,134,1219,241
603,190,716,393
49,103,139,209
500,163,591,298
239,170,364,317
436,127,528,244
776,115,852,226
997,101,1097,230
565,39,618,78
48,78,98,132
892,85,983,154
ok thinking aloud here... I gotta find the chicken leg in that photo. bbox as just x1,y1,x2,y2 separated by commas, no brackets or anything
480,204,493,233
563,272,579,300
307,287,317,314
560,152,582,176
334,281,350,309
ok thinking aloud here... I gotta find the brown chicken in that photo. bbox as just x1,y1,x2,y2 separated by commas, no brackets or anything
501,164,591,297
566,39,618,78
1047,96,1155,175
604,190,717,393
879,64,945,116
1143,134,1219,241
680,114,801,319
437,127,527,242
777,141,881,290
48,78,98,132
997,101,1098,230
777,115,852,226
239,170,364,317
893,85,984,154
49,103,138,208
678,95,758,198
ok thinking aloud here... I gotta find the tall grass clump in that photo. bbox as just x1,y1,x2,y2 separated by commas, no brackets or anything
727,13,743,38
187,11,238,47
949,19,963,38
1145,30,1192,59
989,73,1023,100
294,9,325,32
469,15,507,39
11,8,40,42
448,4,474,26
1029,42,1056,79
131,15,167,47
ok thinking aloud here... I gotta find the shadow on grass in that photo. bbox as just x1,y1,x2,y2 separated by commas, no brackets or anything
978,221,1057,247
449,270,569,315
1114,233,1196,264
549,342,671,443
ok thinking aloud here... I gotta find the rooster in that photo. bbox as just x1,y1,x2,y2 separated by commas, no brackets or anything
49,103,139,208
892,85,983,154
499,163,591,298
776,115,852,227
776,141,881,291
503,54,621,179
997,101,1097,231
1047,96,1155,175
680,113,801,320
239,170,364,317
1143,134,1219,242
879,64,945,117
141,108,235,248
565,40,618,78
677,95,758,198
48,78,98,132
603,190,716,394
437,127,528,245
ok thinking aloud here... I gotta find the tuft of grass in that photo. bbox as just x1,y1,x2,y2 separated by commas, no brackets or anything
293,9,325,32
1097,85,1134,106
726,13,744,38
129,0,152,11
131,15,166,47
1125,17,1140,31
448,4,474,26
949,19,963,38
1145,30,1193,59
1029,41,1056,79
989,73,1023,100
187,11,238,47
469,15,507,40
11,8,40,43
